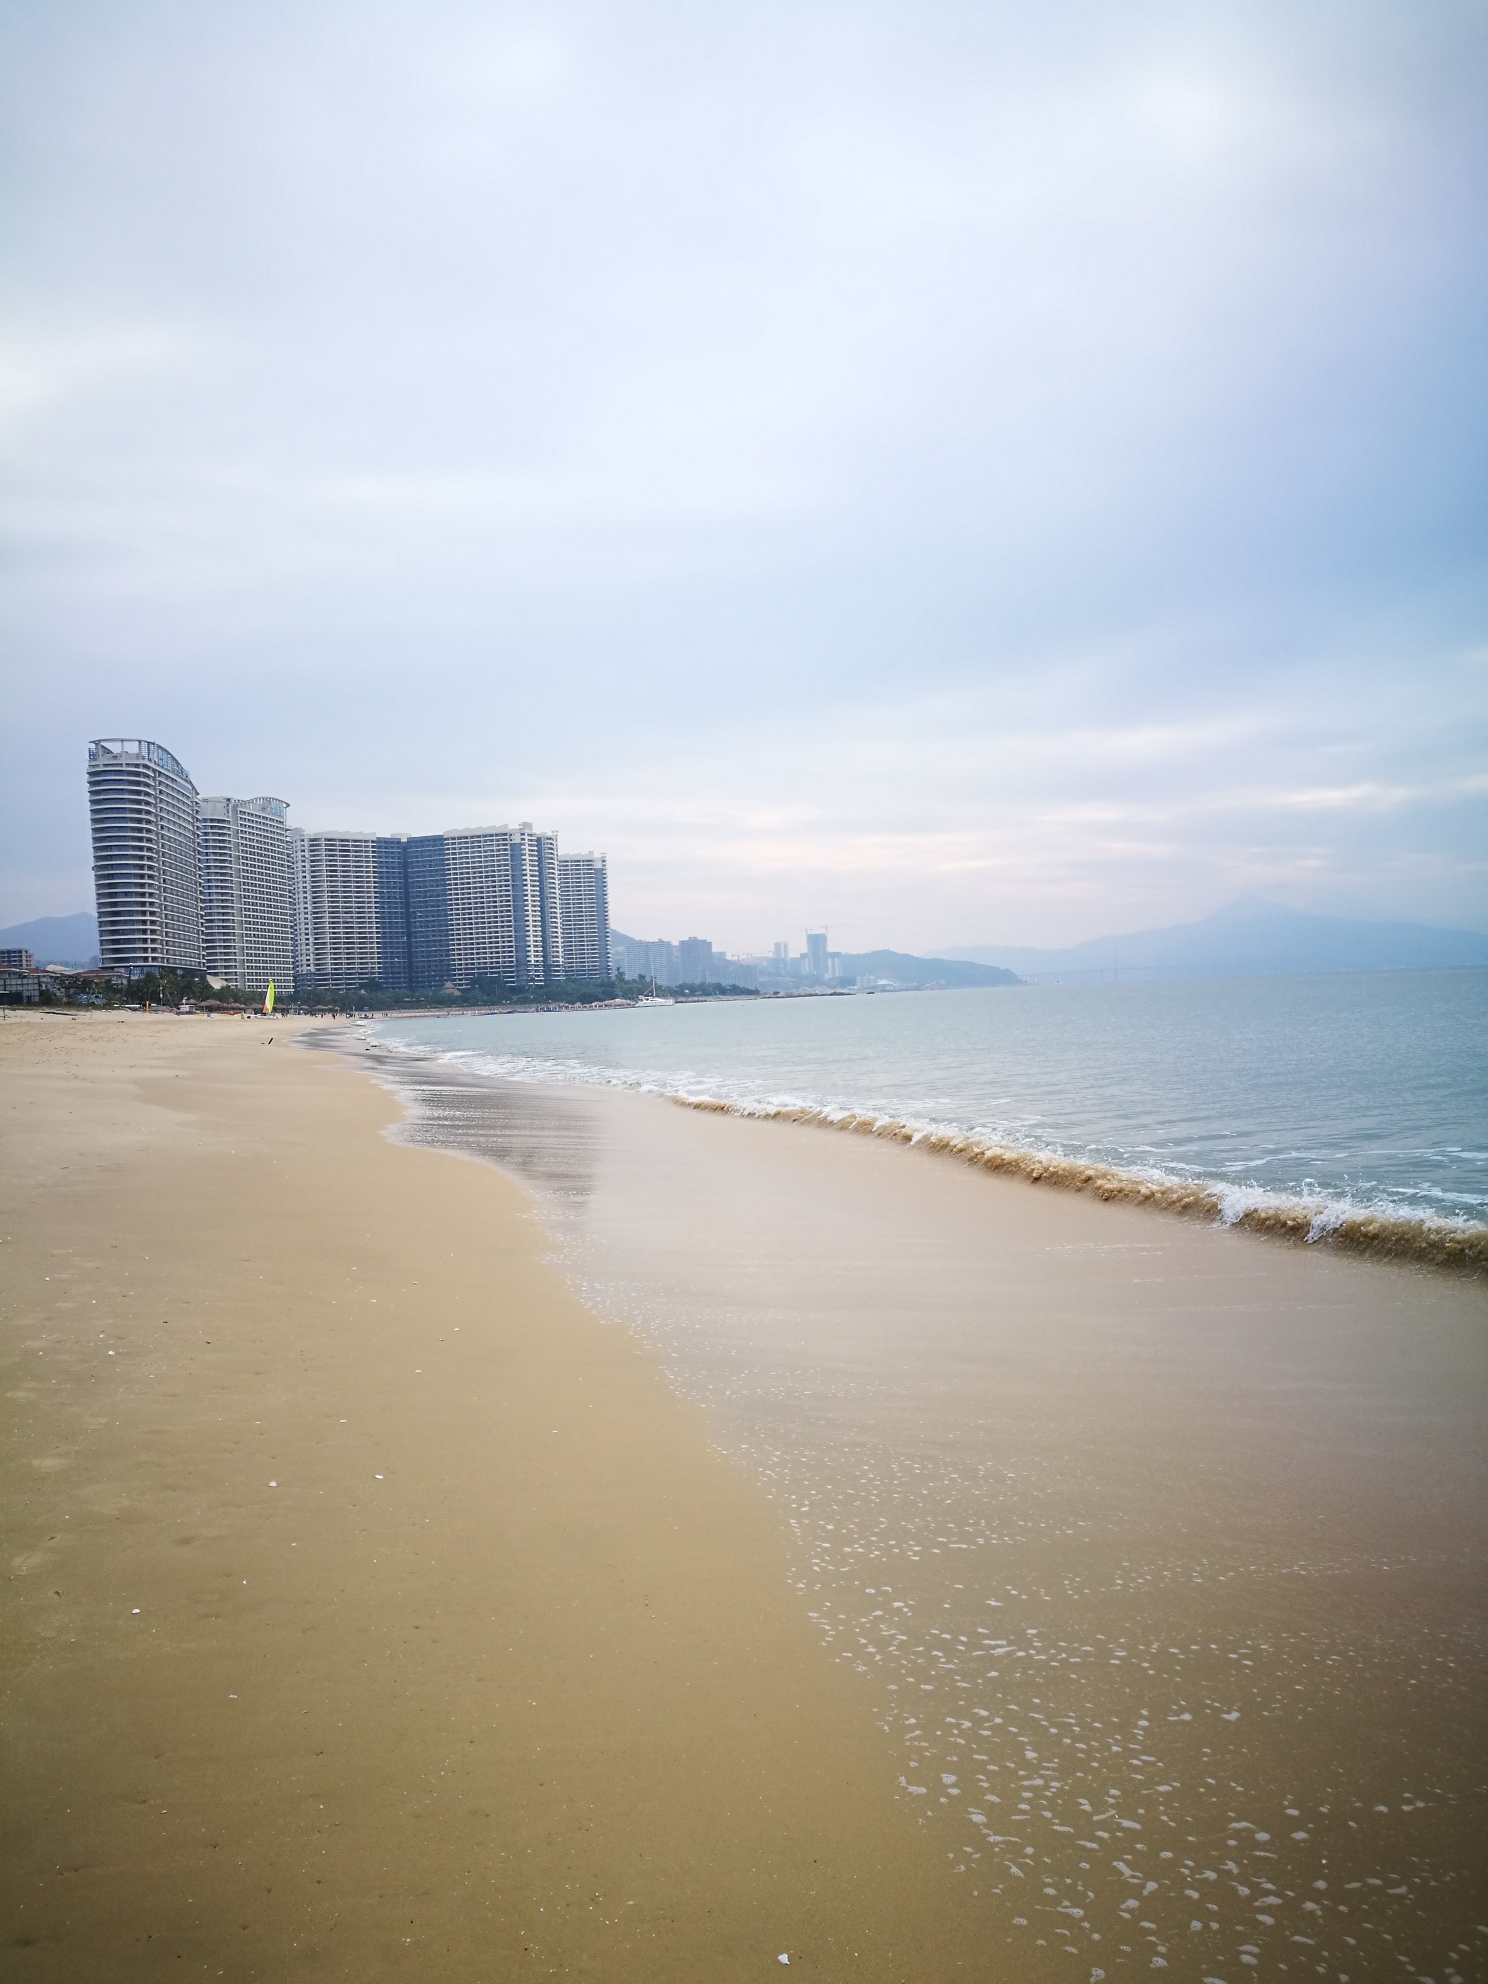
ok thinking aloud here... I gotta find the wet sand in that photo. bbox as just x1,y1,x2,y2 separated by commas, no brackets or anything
0,1013,1013,1981
376,1044,1488,1982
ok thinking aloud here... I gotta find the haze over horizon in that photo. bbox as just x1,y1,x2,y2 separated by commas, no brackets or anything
3,2,1485,953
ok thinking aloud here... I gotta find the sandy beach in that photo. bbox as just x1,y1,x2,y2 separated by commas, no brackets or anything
0,1013,1009,1981
372,1026,1488,1979
5,1010,1486,1983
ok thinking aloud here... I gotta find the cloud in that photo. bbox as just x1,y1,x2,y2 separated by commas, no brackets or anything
1,0,1484,938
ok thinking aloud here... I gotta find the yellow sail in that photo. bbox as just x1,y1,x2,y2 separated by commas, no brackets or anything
263,979,275,1015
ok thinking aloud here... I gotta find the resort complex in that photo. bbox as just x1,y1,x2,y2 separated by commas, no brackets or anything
84,738,611,996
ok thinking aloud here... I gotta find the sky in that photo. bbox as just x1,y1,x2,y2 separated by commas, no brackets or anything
2,1,1486,953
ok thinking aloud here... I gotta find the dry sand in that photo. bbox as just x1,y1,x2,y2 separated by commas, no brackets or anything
0,1012,1010,1982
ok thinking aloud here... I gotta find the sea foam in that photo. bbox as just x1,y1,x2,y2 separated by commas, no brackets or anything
670,1094,1488,1274
363,1008,1488,1277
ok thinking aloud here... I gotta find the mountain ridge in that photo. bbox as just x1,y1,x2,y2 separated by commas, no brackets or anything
0,911,99,965
839,949,1020,988
939,900,1488,980
610,932,1019,989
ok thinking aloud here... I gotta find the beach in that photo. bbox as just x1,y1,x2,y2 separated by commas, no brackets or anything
3,1010,1485,1981
0,1013,1010,1981
373,1017,1488,1978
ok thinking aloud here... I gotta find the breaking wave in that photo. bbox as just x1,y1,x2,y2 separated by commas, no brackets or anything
671,1095,1488,1276
361,1027,1488,1278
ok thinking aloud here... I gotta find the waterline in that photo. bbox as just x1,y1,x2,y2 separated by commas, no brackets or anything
670,1093,1488,1274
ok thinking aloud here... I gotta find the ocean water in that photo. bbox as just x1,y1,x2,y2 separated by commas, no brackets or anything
345,975,1488,1979
372,969,1488,1247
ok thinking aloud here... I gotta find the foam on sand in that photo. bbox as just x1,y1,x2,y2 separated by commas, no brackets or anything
671,1094,1488,1275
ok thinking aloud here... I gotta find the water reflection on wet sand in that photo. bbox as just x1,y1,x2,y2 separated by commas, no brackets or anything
372,1045,1488,1983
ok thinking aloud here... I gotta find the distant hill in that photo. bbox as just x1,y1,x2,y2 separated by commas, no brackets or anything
612,932,1020,989
942,899,1488,982
0,910,99,966
842,949,1021,989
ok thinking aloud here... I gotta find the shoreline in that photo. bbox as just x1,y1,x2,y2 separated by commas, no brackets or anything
359,1028,1488,1978
363,1018,1488,1279
8,1010,1486,1979
0,1011,1010,1981
670,1092,1488,1275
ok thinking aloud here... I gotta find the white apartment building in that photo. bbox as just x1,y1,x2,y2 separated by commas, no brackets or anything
430,824,560,991
299,831,380,990
288,827,315,987
87,738,203,970
442,828,516,989
198,795,293,994
86,736,596,1002
511,824,560,986
557,852,611,980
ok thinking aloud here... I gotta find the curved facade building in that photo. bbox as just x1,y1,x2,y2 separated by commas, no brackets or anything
87,738,203,970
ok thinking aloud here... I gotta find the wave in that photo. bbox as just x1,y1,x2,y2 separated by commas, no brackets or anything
364,1026,1488,1277
670,1095,1488,1277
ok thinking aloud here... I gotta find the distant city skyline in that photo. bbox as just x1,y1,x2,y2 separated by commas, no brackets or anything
8,891,1488,989
3,6,1485,946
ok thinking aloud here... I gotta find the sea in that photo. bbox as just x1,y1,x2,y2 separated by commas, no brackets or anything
371,968,1488,1245
352,968,1488,1982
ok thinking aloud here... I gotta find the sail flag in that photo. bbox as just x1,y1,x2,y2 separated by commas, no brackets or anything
263,979,275,1015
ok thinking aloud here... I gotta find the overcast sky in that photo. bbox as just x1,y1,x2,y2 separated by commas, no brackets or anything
3,1,1485,951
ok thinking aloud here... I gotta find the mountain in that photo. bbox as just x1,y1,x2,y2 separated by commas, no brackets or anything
0,911,99,966
841,950,1020,989
613,931,1021,989
941,899,1488,982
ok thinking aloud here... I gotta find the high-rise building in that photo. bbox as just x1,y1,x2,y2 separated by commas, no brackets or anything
677,936,716,984
178,794,579,999
288,828,314,987
232,796,292,995
300,832,380,990
84,736,604,1001
557,853,611,981
87,738,203,970
198,795,293,993
611,934,677,985
511,824,560,988
417,823,561,992
405,834,452,991
443,828,516,989
374,837,413,992
198,802,236,980
806,929,828,978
